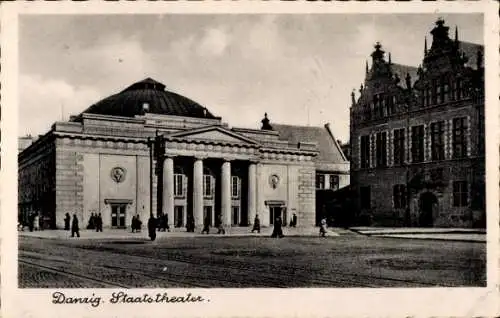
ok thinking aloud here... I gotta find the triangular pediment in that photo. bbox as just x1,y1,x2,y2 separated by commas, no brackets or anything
168,126,260,145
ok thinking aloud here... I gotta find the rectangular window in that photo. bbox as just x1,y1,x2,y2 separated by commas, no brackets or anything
443,83,449,102
360,135,370,169
431,121,445,161
376,131,387,167
478,107,485,155
453,181,468,207
360,186,371,209
431,80,438,105
411,125,425,163
203,175,213,197
174,174,184,197
393,128,406,165
231,176,240,198
393,184,407,209
316,174,325,189
437,84,443,104
329,175,339,191
453,117,468,159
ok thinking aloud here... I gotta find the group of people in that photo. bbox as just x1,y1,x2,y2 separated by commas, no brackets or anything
86,213,103,232
64,213,81,238
18,211,44,232
201,215,226,235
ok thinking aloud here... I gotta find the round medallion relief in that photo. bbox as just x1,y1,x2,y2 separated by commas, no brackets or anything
269,174,280,189
110,167,126,183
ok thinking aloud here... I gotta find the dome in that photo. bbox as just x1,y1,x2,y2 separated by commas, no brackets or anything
79,78,218,119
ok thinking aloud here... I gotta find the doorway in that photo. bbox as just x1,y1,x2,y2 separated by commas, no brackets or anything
111,204,127,228
419,192,437,227
269,206,282,225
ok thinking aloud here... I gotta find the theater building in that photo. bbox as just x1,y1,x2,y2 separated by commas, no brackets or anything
18,78,349,230
349,19,485,228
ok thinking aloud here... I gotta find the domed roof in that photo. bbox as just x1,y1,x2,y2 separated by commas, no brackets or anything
80,78,217,119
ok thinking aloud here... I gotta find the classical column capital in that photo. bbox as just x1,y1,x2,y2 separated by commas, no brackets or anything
222,157,233,163
194,155,207,161
163,154,176,160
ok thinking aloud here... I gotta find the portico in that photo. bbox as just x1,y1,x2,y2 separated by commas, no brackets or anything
156,126,303,229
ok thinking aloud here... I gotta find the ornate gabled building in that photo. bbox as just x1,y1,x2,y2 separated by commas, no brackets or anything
18,78,349,230
350,19,485,228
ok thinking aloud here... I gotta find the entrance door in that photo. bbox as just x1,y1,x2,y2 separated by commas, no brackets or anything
203,206,213,226
419,192,437,227
269,206,282,225
174,206,184,228
111,204,127,228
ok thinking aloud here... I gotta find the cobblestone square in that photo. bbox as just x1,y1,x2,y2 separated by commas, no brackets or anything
19,235,486,288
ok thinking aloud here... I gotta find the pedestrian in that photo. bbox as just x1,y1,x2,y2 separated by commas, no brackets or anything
131,215,137,233
251,214,261,233
28,212,34,232
271,216,284,238
319,217,327,237
87,213,95,230
148,215,157,241
136,214,142,232
186,215,195,232
217,215,225,234
71,214,80,238
64,213,71,231
34,213,40,231
291,213,298,228
96,213,103,232
201,215,210,234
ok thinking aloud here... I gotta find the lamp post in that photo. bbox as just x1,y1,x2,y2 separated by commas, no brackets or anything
147,137,153,218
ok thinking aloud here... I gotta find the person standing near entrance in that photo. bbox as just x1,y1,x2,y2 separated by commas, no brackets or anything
71,214,80,238
271,216,284,238
291,213,298,228
251,214,261,233
148,215,157,241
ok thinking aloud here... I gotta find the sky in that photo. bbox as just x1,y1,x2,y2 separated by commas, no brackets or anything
19,14,483,142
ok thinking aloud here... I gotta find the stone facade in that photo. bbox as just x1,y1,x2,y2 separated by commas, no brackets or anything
349,19,485,228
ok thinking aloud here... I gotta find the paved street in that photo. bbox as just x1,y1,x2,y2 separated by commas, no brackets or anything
19,235,486,288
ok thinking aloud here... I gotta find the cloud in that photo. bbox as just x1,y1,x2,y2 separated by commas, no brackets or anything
19,74,101,136
197,28,230,57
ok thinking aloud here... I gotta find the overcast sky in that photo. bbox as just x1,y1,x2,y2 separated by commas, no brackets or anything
19,14,483,142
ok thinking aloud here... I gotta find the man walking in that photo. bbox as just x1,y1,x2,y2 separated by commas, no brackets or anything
201,215,210,234
71,214,80,238
148,215,157,241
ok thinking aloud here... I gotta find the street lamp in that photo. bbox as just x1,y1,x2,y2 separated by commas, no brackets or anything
147,137,154,218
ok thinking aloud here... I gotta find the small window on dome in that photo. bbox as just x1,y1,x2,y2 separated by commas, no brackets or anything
142,102,150,112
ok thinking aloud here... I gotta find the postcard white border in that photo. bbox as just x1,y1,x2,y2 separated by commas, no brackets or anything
1,1,498,317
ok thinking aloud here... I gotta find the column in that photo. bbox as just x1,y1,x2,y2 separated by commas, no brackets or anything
193,157,204,228
221,160,232,226
162,156,174,227
247,162,257,226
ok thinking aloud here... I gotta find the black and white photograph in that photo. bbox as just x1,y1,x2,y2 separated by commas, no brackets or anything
1,2,498,318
